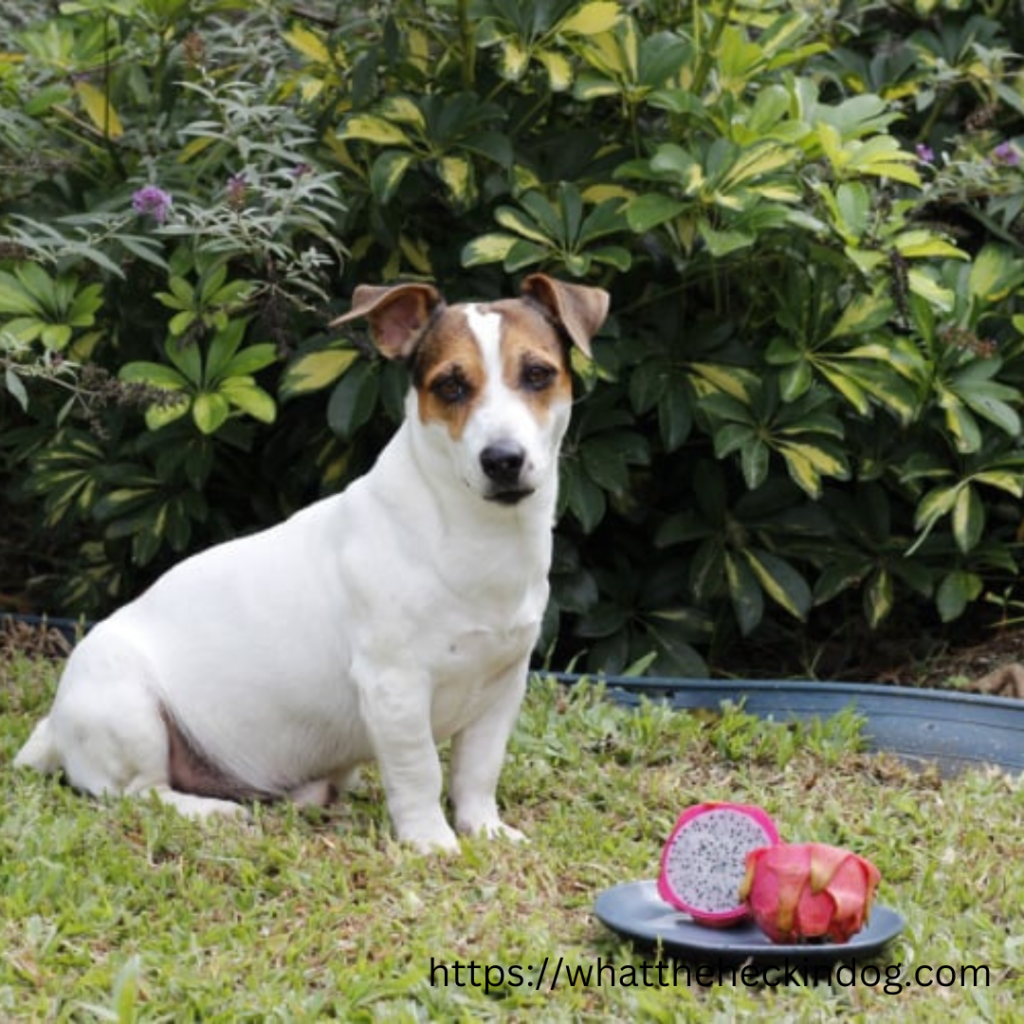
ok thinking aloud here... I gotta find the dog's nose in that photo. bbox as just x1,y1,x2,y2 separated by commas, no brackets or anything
480,441,526,485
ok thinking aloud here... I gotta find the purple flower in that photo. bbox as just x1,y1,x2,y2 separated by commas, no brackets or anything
915,143,935,164
131,185,173,224
991,141,1020,167
226,172,248,209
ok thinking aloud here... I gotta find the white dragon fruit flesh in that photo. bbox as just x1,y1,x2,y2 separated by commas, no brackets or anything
657,801,781,926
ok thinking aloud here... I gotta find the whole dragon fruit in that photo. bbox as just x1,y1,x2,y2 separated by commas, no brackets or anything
740,841,881,943
657,802,780,926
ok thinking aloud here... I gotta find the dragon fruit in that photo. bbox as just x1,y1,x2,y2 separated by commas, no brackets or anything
657,802,781,926
740,841,881,944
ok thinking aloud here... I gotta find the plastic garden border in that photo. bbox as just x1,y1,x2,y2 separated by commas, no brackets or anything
553,673,1024,776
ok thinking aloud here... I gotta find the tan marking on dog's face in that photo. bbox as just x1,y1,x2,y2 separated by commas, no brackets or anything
412,302,571,441
412,308,486,441
485,300,573,421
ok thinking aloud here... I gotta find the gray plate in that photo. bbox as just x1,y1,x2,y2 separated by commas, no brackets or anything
594,880,905,965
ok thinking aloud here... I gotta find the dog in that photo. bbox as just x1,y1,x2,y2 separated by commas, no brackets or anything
14,273,609,852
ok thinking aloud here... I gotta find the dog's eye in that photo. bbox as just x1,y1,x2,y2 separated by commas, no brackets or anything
521,363,556,392
431,374,471,405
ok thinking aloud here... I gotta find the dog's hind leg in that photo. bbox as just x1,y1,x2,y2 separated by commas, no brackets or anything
32,637,246,819
14,717,62,773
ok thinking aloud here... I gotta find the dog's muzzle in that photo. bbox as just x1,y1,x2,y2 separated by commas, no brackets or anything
480,441,533,504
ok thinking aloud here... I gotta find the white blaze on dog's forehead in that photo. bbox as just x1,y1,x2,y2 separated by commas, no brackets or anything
464,304,503,381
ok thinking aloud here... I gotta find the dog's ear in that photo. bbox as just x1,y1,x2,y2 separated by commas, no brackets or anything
330,283,443,360
520,274,610,359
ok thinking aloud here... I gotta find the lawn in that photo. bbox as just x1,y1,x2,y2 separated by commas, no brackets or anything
1,653,1020,1021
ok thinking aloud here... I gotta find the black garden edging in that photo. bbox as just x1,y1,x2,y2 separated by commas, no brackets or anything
554,673,1024,777
6,615,1024,777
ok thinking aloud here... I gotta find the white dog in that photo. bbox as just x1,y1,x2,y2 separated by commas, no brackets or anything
15,274,609,852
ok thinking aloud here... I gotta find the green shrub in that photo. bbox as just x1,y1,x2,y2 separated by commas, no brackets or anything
1,0,1023,676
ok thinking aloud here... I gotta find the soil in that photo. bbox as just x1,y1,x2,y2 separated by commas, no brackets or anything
875,626,1024,698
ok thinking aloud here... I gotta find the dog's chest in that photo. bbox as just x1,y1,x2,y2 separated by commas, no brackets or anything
429,618,539,738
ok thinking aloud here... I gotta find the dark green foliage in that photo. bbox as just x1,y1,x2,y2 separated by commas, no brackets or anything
2,0,1023,675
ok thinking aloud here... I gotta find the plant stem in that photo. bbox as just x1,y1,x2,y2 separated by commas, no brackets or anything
458,0,475,89
691,0,737,96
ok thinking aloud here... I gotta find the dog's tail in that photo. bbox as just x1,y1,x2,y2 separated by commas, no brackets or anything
14,717,62,773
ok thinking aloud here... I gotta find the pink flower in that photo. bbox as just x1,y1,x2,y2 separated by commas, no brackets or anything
991,141,1020,167
131,185,173,224
915,143,935,164
739,842,881,944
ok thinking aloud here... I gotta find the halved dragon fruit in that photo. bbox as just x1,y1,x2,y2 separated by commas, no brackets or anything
657,801,781,926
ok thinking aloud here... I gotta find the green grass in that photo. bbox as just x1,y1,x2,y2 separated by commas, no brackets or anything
2,655,1021,1021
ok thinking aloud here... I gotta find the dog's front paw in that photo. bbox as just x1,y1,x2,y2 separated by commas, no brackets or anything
396,815,460,854
458,817,528,844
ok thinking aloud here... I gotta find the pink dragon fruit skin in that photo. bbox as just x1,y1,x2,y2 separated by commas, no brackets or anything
657,802,781,926
740,841,882,943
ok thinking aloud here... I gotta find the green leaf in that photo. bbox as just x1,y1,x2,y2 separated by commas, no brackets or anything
573,71,619,101
504,239,550,272
952,484,984,554
779,360,812,402
204,320,247,383
776,444,823,497
560,2,621,35
740,440,770,490
720,143,795,189
219,380,276,423
119,362,189,390
4,366,29,410
145,397,190,431
284,24,330,63
698,221,755,257
864,567,894,628
968,244,1024,303
893,230,966,261
192,392,231,434
74,79,123,139
580,431,648,492
828,292,894,339
743,549,812,621
907,268,954,311
168,310,197,337
377,96,426,130
959,391,1021,437
337,114,412,147
495,206,554,246
560,460,606,532
624,193,687,232
913,484,959,534
712,422,753,458
936,570,982,623
658,381,692,451
938,392,982,453
0,270,44,315
165,337,203,385
537,50,573,91
280,348,359,398
436,154,476,207
327,360,378,439
835,182,871,240
461,233,519,268
972,470,1024,498
222,343,278,379
725,552,763,636
498,39,530,80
